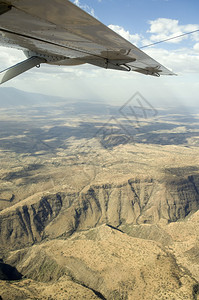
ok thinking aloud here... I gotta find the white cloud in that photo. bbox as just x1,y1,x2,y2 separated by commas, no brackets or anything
108,25,141,45
193,43,199,52
145,47,199,74
0,46,26,69
73,0,96,18
148,18,199,44
73,0,80,5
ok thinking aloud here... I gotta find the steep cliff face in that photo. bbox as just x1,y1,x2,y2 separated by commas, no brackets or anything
0,175,199,251
165,175,199,222
0,193,63,250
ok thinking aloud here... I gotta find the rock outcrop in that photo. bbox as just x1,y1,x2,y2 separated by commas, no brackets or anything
0,193,63,250
1,175,199,251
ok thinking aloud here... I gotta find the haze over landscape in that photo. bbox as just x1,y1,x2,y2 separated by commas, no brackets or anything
0,0,199,299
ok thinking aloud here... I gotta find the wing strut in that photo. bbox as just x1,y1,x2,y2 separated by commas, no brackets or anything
0,56,46,85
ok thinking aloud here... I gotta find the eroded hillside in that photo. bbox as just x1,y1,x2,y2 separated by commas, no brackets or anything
1,92,199,299
1,171,199,251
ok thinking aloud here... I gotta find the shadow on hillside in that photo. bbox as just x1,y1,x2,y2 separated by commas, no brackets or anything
0,261,22,281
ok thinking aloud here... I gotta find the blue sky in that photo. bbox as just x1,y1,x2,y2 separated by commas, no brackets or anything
84,0,199,33
0,0,199,106
75,0,199,48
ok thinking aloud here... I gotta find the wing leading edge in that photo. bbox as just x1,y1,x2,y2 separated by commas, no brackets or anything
0,0,175,84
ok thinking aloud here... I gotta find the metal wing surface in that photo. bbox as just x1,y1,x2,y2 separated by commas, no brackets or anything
0,0,174,83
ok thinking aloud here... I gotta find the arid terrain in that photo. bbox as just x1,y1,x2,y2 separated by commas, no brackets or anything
0,87,199,299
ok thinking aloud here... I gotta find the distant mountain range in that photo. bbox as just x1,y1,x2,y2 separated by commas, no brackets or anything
0,87,108,109
1,87,198,116
0,87,67,107
0,87,113,116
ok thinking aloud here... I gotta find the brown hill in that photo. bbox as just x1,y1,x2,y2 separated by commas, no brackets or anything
1,224,198,300
1,143,199,299
1,173,199,252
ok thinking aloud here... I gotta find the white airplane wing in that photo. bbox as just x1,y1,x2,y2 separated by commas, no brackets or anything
0,0,175,84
